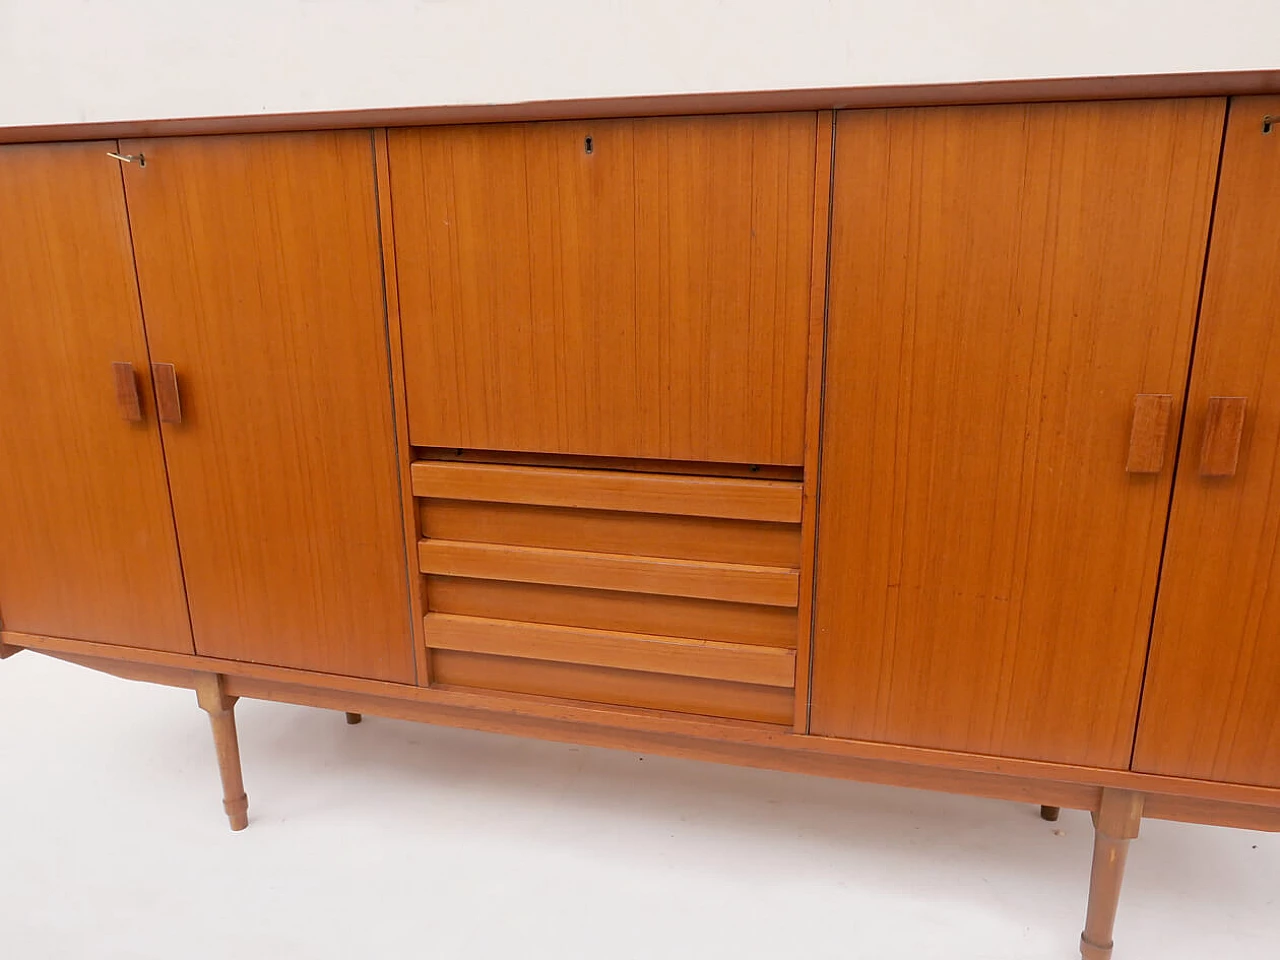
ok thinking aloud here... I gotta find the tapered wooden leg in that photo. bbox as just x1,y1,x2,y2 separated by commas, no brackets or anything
1040,805,1061,822
194,673,249,832
345,712,363,725
1080,789,1144,960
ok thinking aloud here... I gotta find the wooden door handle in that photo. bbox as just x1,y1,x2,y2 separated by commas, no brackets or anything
1200,396,1247,477
151,362,183,424
1125,394,1173,474
111,361,143,422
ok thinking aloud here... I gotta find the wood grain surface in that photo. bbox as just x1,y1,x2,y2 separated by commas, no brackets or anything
431,650,793,725
809,98,1225,766
390,113,816,463
418,540,800,607
119,131,415,682
373,127,430,685
411,461,803,522
426,577,797,648
425,613,796,687
416,458,802,717
0,141,192,652
421,499,800,567
794,110,836,731
1134,96,1280,788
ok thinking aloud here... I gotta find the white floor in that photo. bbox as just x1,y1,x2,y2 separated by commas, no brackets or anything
0,653,1276,960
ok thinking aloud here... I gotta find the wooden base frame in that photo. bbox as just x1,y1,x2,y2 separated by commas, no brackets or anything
5,638,1280,959
13,629,1280,821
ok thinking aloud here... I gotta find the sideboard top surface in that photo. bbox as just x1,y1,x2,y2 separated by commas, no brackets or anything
1,69,1278,145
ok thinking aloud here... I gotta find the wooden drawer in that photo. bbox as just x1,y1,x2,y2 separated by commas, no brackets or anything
412,461,802,723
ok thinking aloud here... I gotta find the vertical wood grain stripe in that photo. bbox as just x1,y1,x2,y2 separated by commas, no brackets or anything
418,539,801,606
410,460,803,522
374,127,432,687
794,109,836,732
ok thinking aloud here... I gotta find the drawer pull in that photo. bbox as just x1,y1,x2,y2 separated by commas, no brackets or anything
1125,394,1173,474
111,361,143,422
151,362,183,424
1199,396,1247,477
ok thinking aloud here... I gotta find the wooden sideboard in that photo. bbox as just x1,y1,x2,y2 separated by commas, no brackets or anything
3,72,1279,960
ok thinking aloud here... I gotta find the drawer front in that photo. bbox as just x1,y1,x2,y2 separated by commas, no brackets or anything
413,461,802,724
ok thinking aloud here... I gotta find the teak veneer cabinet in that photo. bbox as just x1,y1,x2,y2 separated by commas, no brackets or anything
3,78,1280,959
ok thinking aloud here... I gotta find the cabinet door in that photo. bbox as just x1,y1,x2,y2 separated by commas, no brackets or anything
809,99,1224,766
389,113,816,465
0,142,192,653
118,132,415,683
1134,97,1280,787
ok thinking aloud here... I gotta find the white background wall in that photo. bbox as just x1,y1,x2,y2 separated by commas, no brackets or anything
1,1,1277,128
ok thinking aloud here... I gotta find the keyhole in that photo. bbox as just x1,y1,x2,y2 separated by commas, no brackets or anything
584,135,593,155
1264,116,1275,135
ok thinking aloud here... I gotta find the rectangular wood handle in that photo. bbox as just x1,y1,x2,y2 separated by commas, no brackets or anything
111,361,143,422
1200,396,1247,477
1125,394,1173,474
151,362,183,424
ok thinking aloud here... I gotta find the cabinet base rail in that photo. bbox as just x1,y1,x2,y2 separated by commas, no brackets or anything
5,647,1280,959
